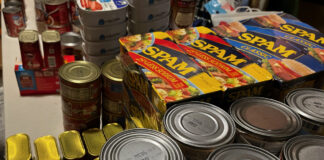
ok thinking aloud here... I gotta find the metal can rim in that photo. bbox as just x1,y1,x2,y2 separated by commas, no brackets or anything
59,61,101,84
3,5,21,13
61,32,82,47
18,30,39,43
101,59,123,82
42,30,61,43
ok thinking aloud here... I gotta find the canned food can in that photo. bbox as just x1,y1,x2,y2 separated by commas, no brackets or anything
62,96,101,119
102,123,124,140
230,97,302,156
285,88,324,135
207,144,279,160
63,113,100,131
5,0,26,21
280,135,324,160
82,128,107,158
101,59,123,100
102,96,123,114
102,110,124,126
100,128,185,160
6,133,32,160
61,32,83,60
59,61,101,101
59,130,86,159
163,101,236,160
45,0,71,28
3,6,26,37
34,135,60,160
42,30,64,69
35,0,47,33
18,30,44,70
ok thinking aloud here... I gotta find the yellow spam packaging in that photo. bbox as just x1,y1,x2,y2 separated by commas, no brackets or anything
34,135,60,160
6,133,32,160
167,26,273,89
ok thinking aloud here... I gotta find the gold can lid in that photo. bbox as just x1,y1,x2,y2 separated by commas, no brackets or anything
6,133,32,160
42,30,61,43
82,128,107,157
34,135,60,160
59,61,101,84
102,123,123,140
101,59,123,82
59,130,86,159
19,30,39,43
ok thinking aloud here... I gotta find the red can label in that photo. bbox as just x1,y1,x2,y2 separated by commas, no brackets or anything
45,2,70,28
43,42,64,69
62,97,100,119
19,41,44,70
3,10,26,37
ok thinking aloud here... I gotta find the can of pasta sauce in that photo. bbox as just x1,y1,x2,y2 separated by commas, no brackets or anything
19,30,44,70
285,88,324,135
42,30,64,69
61,32,83,61
45,0,71,34
59,61,101,101
3,6,26,37
101,59,124,101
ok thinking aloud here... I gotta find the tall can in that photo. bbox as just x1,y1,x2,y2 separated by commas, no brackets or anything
35,0,47,33
171,0,197,29
45,0,71,34
3,6,26,37
42,30,64,69
101,59,124,101
19,30,44,70
5,0,26,21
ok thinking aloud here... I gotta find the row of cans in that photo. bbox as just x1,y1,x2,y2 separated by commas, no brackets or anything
5,123,123,160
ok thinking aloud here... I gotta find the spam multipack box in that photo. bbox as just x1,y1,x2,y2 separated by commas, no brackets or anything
119,32,224,130
167,26,274,105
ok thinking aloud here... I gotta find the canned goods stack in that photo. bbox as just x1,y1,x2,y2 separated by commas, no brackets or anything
127,0,171,34
44,0,72,34
59,61,102,131
76,0,128,66
101,59,125,126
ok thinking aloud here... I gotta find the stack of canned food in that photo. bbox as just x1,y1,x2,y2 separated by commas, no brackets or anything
77,0,128,66
127,0,171,34
3,0,26,37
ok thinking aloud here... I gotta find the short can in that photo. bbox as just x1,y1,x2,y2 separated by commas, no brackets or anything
61,32,84,60
102,96,123,114
128,1,171,22
34,135,60,160
6,133,32,160
163,101,236,160
280,135,324,160
128,15,170,34
59,61,101,101
45,0,71,28
101,59,124,100
100,128,185,160
18,30,44,70
62,96,101,119
5,0,26,21
59,130,86,160
285,88,324,135
207,144,279,160
102,110,125,126
82,38,120,56
63,113,100,131
230,97,302,156
3,6,26,37
42,30,64,69
82,128,107,158
81,20,127,41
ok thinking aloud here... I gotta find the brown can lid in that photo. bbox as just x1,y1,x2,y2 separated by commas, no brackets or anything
42,30,61,43
59,61,101,84
101,59,123,82
19,30,39,43
45,0,67,5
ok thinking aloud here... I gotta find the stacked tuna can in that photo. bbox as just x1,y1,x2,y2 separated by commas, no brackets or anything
127,0,171,34
76,0,128,66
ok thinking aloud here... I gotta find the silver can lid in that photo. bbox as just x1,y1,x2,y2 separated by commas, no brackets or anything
100,128,184,160
285,88,324,124
2,6,21,14
61,32,82,47
163,101,236,149
230,97,302,139
207,144,279,160
282,135,324,160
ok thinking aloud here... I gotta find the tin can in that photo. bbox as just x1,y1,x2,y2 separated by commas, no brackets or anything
102,123,124,140
82,128,107,158
163,101,236,160
5,0,26,21
34,135,60,160
3,6,26,37
230,97,302,156
42,30,64,69
100,128,185,160
101,59,124,100
285,88,324,135
102,110,124,126
35,0,47,33
61,32,83,61
63,113,100,131
62,96,101,119
45,0,71,33
59,61,101,101
207,144,279,160
280,135,324,160
59,130,86,160
18,30,44,70
102,96,123,114
6,133,32,160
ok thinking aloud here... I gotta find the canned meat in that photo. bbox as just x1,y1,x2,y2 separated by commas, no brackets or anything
34,135,60,160
101,59,123,100
19,30,44,70
163,101,236,160
102,96,123,114
82,128,107,158
45,0,71,33
3,6,26,37
62,96,100,119
63,112,100,131
5,0,26,21
285,88,324,135
59,130,86,159
59,61,101,101
61,32,83,61
100,128,184,160
6,133,32,160
230,97,302,156
42,30,64,69
102,123,123,140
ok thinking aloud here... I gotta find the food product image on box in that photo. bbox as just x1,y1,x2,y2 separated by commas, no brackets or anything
167,26,273,89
